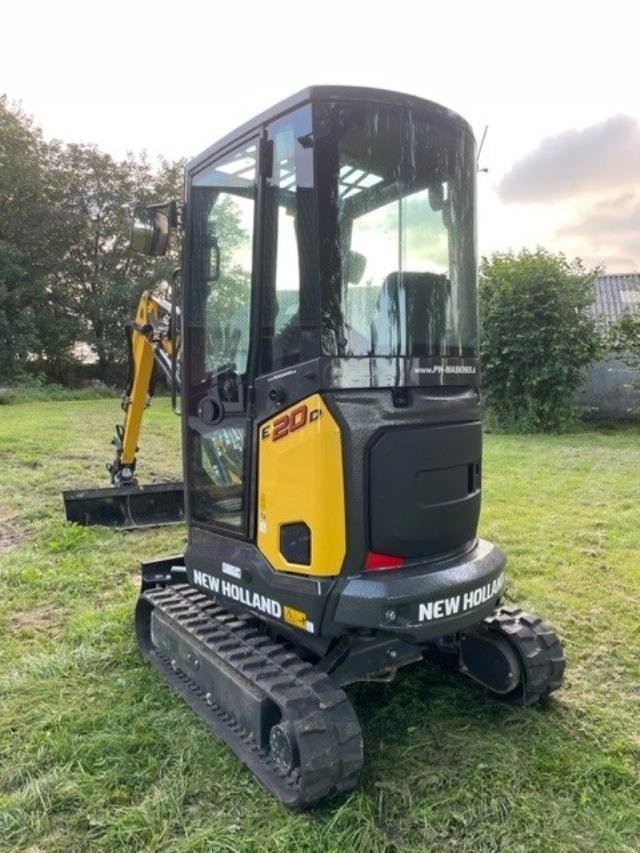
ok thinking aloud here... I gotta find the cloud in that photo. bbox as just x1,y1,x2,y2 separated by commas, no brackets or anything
559,193,640,238
498,115,640,203
557,193,640,271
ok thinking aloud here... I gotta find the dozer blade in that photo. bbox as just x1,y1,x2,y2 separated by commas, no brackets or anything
62,482,184,529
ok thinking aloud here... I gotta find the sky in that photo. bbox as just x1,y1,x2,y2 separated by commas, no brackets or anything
2,0,639,272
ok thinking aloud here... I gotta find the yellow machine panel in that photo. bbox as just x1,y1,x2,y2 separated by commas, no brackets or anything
257,394,346,576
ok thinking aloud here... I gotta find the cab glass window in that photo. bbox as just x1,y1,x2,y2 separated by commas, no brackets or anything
261,107,318,374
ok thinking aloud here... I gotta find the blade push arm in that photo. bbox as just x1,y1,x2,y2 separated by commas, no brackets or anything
108,288,180,487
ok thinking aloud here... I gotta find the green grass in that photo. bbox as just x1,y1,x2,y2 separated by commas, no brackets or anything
0,400,639,852
0,382,119,405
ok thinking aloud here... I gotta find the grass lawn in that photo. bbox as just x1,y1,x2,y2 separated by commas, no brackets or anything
0,398,638,852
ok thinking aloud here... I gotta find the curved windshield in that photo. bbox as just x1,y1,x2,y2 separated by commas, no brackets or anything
318,103,477,358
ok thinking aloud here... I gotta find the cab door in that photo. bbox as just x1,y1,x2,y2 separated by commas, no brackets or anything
184,138,259,535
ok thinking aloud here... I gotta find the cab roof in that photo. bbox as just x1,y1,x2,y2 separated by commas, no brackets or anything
186,85,473,175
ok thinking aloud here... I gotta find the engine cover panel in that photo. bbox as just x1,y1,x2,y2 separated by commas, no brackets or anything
369,421,482,558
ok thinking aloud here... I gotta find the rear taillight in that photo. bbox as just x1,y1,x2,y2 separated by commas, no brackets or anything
364,551,406,571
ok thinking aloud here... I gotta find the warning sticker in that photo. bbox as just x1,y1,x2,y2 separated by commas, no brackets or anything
283,605,307,630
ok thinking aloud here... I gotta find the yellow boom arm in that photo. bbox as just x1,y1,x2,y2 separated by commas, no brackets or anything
108,288,180,487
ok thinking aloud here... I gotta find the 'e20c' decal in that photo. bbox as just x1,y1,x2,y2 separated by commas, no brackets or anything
261,404,322,441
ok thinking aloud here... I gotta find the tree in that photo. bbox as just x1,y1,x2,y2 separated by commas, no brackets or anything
206,194,253,315
479,248,601,432
0,97,50,266
607,310,640,370
1,95,190,384
0,241,35,381
0,96,250,386
52,145,185,381
0,96,82,381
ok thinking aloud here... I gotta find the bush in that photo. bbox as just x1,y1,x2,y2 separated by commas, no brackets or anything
480,248,601,432
607,310,640,370
0,375,117,404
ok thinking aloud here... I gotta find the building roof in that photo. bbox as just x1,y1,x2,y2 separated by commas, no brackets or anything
593,273,640,326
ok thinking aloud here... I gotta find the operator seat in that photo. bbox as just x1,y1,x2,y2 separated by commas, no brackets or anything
371,271,451,356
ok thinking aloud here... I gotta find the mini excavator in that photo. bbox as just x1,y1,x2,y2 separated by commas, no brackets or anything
65,87,566,806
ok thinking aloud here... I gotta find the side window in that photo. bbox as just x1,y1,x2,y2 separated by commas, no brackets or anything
191,143,257,380
187,141,257,532
262,109,316,373
190,423,247,530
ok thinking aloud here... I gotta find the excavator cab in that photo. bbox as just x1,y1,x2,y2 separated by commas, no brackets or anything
78,88,566,806
180,89,479,555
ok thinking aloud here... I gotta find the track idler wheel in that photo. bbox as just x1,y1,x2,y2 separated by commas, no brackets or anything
269,722,299,773
459,605,566,705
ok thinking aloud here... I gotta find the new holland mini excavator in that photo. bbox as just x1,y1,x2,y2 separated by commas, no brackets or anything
66,87,566,806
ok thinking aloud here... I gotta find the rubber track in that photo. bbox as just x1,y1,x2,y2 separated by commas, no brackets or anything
138,584,363,807
482,605,566,705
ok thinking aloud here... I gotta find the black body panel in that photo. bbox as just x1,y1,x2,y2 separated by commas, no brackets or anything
331,538,505,642
369,421,481,558
325,387,482,575
185,525,336,643
253,356,479,422
181,529,506,646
